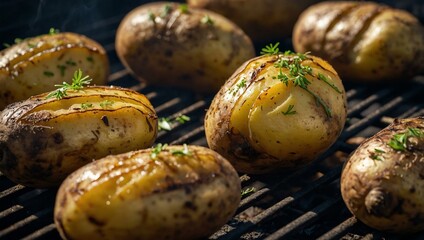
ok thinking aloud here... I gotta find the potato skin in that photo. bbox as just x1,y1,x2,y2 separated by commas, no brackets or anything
115,1,255,93
293,1,424,82
204,54,347,173
0,86,157,188
188,0,320,42
341,117,424,233
54,145,241,240
0,32,109,110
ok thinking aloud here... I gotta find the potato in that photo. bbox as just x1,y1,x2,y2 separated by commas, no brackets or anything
0,32,109,110
204,52,347,173
115,2,255,93
54,144,241,240
188,0,321,42
341,117,424,233
293,1,424,83
0,86,157,188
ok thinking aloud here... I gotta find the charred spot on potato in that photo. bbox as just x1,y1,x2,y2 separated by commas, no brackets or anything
183,201,197,211
87,216,106,226
52,132,64,144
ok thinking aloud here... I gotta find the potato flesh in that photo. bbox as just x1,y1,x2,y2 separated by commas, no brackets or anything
205,54,347,173
0,86,157,187
0,32,109,110
54,145,241,240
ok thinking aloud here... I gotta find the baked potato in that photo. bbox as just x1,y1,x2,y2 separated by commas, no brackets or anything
115,1,255,93
54,144,241,240
187,0,321,42
0,85,157,188
204,50,347,173
0,32,109,110
341,117,424,233
293,1,424,83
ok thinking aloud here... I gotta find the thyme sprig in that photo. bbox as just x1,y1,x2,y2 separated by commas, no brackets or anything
266,48,334,118
150,143,192,159
46,69,92,99
260,42,280,55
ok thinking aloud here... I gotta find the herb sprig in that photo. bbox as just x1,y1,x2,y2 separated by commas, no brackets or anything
241,187,256,197
282,105,296,115
388,127,424,151
46,69,92,99
150,143,192,159
262,43,339,118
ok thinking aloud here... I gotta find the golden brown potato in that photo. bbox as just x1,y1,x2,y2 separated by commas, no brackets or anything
188,0,321,42
341,117,424,233
115,1,255,93
0,86,157,188
293,1,424,83
0,32,109,110
204,52,347,173
54,145,241,240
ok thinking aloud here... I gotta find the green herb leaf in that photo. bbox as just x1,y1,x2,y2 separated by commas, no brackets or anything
171,144,191,156
148,11,156,22
151,143,168,159
57,65,66,76
46,69,92,99
388,127,423,151
65,60,76,66
158,117,172,131
162,4,172,17
317,73,342,94
260,42,280,56
49,28,60,35
81,103,93,109
100,100,114,108
86,56,94,62
179,4,189,13
241,187,256,197
175,114,191,124
201,15,214,25
282,105,296,115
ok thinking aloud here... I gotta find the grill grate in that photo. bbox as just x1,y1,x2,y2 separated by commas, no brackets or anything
1,0,424,239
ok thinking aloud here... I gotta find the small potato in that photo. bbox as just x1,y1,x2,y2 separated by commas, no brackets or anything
205,52,347,173
293,1,424,82
0,32,109,109
0,86,157,188
54,145,241,240
115,2,255,93
188,0,321,42
341,117,424,233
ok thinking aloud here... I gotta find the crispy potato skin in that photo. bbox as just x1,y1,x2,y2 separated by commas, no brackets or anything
0,32,109,109
293,1,424,82
204,54,347,173
54,145,240,240
115,1,255,93
0,86,157,188
341,117,424,233
188,0,320,42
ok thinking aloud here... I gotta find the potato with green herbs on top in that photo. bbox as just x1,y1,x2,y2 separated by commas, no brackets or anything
54,144,241,240
205,50,347,173
341,117,424,233
0,84,157,188
187,0,320,42
293,1,424,82
115,2,255,93
0,32,109,110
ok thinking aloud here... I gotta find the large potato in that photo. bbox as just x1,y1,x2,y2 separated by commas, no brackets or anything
188,0,321,42
293,1,424,83
205,52,347,173
115,1,255,93
0,86,157,188
341,117,424,233
54,145,241,240
0,32,109,109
